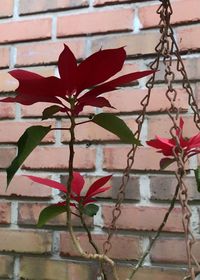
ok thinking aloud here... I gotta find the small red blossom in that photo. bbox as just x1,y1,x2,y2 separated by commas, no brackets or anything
1,44,154,115
26,172,112,206
146,117,200,167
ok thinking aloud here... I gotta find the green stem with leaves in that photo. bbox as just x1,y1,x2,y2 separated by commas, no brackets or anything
65,111,119,280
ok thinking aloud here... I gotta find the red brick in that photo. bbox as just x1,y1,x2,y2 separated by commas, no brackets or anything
91,32,160,57
0,174,52,198
0,229,52,254
103,87,188,114
178,25,200,52
147,116,199,140
0,66,55,92
139,0,200,29
0,18,51,43
94,0,133,6
0,103,15,119
103,146,174,171
0,121,55,143
0,202,11,224
18,202,92,227
20,257,97,280
102,204,183,232
0,0,13,18
0,70,17,92
57,9,134,37
0,255,13,278
16,39,86,67
0,147,16,169
150,176,200,201
151,238,200,264
19,0,88,14
61,118,137,143
60,232,141,260
117,266,185,280
23,146,96,170
0,47,10,68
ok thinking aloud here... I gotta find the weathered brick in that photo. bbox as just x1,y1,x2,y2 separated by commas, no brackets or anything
103,146,175,171
20,257,98,280
16,39,86,67
0,173,52,198
103,87,188,114
0,103,15,119
0,121,55,143
178,25,200,52
61,118,137,143
60,232,141,260
0,229,52,254
19,0,88,15
0,255,13,278
0,18,51,43
18,202,92,227
57,9,134,37
147,116,199,140
0,47,10,68
91,32,161,57
0,0,13,18
139,0,200,29
102,204,184,232
0,202,11,224
151,238,200,264
117,265,186,280
0,147,16,169
150,176,200,201
23,146,96,170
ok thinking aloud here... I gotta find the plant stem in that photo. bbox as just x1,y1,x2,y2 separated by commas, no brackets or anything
66,114,119,280
126,182,180,280
79,212,108,280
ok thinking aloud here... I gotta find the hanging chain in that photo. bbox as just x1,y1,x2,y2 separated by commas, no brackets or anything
102,24,162,258
157,1,200,279
103,1,200,279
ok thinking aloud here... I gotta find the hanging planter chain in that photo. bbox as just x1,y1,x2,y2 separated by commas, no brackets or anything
102,0,200,279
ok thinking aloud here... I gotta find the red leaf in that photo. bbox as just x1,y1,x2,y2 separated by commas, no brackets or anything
25,175,67,193
76,47,126,94
79,70,154,102
3,70,66,105
71,172,85,196
86,175,112,198
58,44,77,95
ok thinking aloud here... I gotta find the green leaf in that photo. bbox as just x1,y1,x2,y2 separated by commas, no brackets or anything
83,204,99,217
37,204,66,227
160,157,176,170
92,113,140,145
194,166,200,192
7,125,51,187
42,105,61,120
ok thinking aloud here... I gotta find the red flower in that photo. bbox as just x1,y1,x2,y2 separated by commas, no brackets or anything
26,172,112,206
146,118,200,167
1,44,154,115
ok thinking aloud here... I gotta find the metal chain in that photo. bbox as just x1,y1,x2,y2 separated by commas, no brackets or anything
157,1,200,279
103,1,200,279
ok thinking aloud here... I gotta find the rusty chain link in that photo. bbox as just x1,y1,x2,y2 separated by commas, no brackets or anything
102,0,200,279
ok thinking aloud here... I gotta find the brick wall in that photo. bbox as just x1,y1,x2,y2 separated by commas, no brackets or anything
0,0,199,279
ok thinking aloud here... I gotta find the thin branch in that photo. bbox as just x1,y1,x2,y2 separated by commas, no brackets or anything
127,182,180,280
